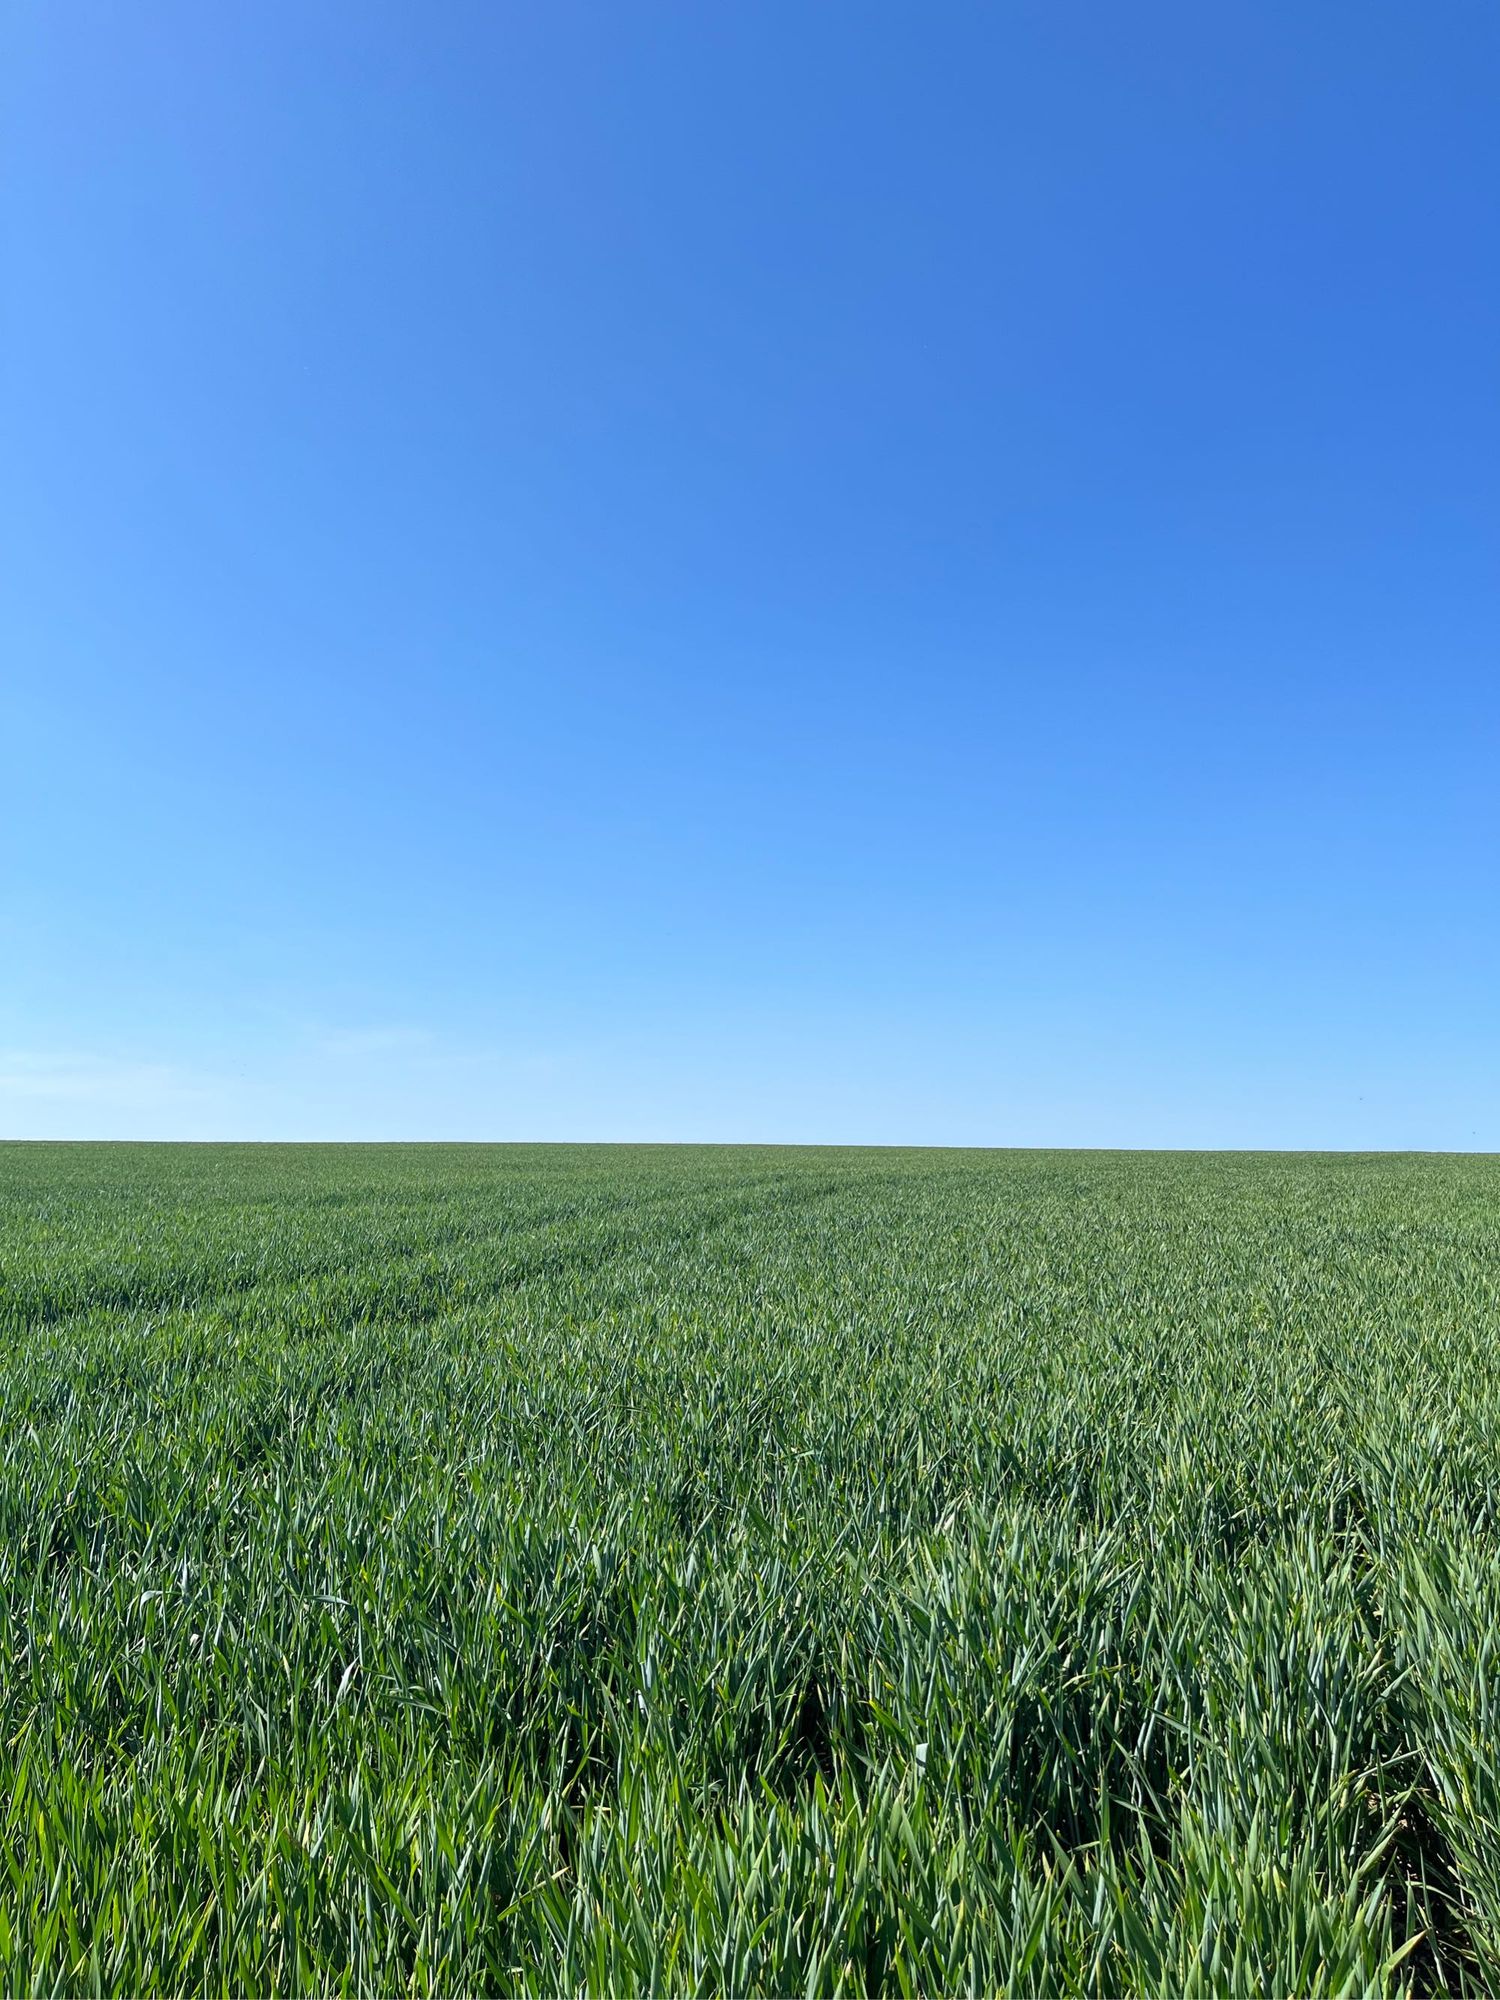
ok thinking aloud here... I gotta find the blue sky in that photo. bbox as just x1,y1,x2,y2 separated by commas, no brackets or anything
3,1,1496,1145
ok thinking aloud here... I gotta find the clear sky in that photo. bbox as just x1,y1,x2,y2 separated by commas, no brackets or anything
3,2,1496,1146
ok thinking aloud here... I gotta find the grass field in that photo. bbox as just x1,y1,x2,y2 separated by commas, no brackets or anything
2,1142,1499,1993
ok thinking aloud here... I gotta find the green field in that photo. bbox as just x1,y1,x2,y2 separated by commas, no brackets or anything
2,1143,1499,1994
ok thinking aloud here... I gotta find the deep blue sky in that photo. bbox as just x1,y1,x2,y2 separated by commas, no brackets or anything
3,2,1496,1144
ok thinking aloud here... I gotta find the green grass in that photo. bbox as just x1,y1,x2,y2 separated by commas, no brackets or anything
1,1142,1498,1994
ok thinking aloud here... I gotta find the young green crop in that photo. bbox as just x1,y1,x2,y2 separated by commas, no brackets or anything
0,1141,1497,1993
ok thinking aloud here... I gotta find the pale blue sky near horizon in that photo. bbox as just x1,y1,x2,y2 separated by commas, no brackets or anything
3,1,1497,1147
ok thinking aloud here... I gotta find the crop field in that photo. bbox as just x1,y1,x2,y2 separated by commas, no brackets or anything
1,1143,1499,1993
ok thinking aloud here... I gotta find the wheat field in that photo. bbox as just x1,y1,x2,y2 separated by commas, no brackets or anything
1,1142,1497,1993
